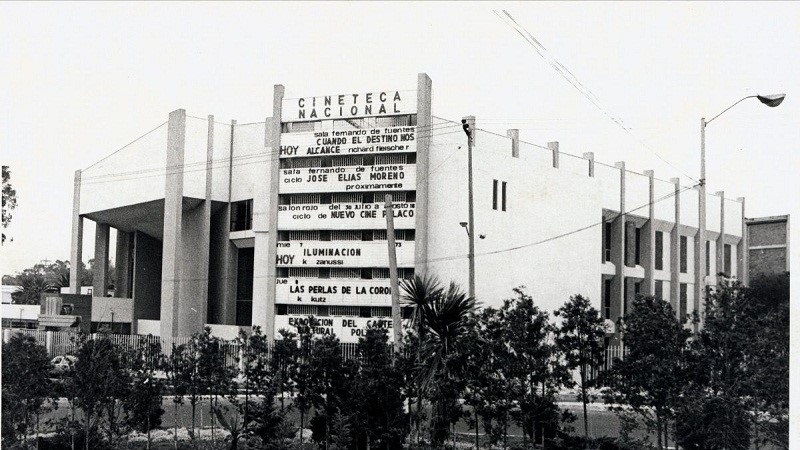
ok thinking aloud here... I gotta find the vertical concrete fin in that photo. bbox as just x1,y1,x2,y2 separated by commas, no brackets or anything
413,73,433,276
583,152,595,177
737,197,747,285
643,170,656,295
549,141,560,168
69,170,83,294
669,177,681,317
507,129,519,158
256,85,284,343
160,109,186,337
611,161,626,333
93,222,110,297
715,191,725,279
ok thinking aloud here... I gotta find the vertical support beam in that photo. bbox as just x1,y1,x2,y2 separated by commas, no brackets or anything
696,118,707,330
737,197,747,285
69,170,83,294
114,230,132,298
549,141,560,168
256,84,284,344
507,129,519,158
93,222,110,297
670,178,681,317
583,152,595,177
642,170,656,295
414,73,433,276
715,191,725,278
611,162,626,337
160,109,186,338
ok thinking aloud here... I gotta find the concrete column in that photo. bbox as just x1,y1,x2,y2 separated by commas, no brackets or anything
93,222,110,297
624,221,636,268
642,170,656,295
583,152,595,177
507,129,519,158
69,170,83,294
414,73,433,276
695,183,706,330
114,230,133,298
716,191,725,277
549,141,560,168
737,197,747,285
160,109,186,338
254,84,284,343
669,178,681,316
611,162,626,331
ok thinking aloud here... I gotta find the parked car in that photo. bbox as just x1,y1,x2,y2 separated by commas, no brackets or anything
50,355,77,376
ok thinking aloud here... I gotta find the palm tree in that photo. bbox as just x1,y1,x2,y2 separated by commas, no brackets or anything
418,282,477,446
399,273,443,444
12,273,54,304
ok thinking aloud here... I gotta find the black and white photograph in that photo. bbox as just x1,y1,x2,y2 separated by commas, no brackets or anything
1,2,796,449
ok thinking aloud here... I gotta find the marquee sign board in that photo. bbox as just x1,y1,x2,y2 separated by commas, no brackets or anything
275,315,409,343
282,90,417,122
279,126,416,158
275,241,415,268
276,278,393,306
279,164,415,194
278,201,416,230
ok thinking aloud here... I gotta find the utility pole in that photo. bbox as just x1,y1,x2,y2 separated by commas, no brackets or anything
461,116,476,300
385,194,402,353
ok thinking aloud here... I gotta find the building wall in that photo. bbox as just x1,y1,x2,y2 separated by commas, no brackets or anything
746,216,789,279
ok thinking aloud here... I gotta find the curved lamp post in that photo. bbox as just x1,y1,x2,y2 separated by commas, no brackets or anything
695,93,785,329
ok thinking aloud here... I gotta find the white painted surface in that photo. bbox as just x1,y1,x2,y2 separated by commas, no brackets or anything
280,126,416,158
278,201,415,230
279,164,416,194
276,240,415,268
1,304,40,320
276,278,393,306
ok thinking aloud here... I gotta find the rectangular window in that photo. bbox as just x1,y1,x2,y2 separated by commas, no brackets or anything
634,281,641,297
634,227,641,265
706,240,711,276
680,236,688,273
623,282,629,316
603,220,612,263
679,283,688,320
655,231,664,270
724,244,732,276
603,279,612,319
492,180,498,210
230,199,253,231
501,181,507,211
655,280,663,300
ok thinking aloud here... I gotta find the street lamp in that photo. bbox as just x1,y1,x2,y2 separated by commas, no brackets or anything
696,93,785,328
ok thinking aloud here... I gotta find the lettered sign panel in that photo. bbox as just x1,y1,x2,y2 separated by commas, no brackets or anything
279,126,416,158
278,201,416,230
275,315,408,343
282,91,417,122
276,278,393,306
275,241,415,268
279,164,415,194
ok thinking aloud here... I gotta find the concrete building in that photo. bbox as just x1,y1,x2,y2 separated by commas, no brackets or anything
745,215,789,281
65,74,746,342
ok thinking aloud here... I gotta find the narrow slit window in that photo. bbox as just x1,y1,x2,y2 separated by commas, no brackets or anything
492,180,498,210
501,181,507,211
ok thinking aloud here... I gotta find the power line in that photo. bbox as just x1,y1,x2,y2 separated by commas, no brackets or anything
494,10,699,183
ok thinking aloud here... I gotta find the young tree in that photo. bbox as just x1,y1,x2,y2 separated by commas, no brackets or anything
605,295,690,450
555,294,606,441
271,328,299,413
352,327,408,450
500,287,569,448
239,326,286,443
1,334,56,448
165,342,191,449
291,316,322,443
123,338,165,450
194,327,235,444
71,333,131,449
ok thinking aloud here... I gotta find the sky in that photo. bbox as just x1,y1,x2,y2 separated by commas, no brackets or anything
1,2,799,275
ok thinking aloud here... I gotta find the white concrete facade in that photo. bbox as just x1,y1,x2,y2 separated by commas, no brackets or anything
67,74,745,341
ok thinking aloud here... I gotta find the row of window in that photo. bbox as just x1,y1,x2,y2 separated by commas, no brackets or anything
492,180,507,211
281,191,415,206
601,279,690,322
602,223,734,276
282,114,417,133
274,304,412,319
280,153,414,169
278,229,415,242
276,267,415,280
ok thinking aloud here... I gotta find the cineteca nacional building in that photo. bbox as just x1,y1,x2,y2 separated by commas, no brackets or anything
62,73,747,342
